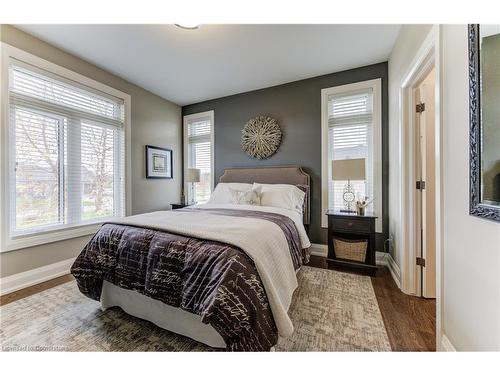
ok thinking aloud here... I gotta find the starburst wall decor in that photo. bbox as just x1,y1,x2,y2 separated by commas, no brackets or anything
241,116,282,159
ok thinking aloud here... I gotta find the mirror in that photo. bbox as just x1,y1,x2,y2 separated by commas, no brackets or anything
469,24,500,222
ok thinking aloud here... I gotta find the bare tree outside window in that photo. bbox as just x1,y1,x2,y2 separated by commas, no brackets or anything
9,63,125,236
81,123,115,220
15,108,61,229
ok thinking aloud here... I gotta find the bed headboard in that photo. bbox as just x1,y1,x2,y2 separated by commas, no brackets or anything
219,166,311,225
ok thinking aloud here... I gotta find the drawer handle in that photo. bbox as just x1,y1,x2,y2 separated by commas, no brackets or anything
347,222,353,227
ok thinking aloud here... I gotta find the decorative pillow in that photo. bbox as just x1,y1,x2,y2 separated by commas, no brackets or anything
228,186,262,205
208,183,253,204
253,183,305,214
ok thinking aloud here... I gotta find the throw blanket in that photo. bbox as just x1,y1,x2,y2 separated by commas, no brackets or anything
180,207,309,266
71,207,308,351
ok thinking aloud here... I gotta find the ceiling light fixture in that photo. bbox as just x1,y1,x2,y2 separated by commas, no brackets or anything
174,23,200,30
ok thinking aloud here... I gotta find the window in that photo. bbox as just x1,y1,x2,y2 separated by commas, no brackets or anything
1,46,130,251
183,111,214,203
321,79,382,230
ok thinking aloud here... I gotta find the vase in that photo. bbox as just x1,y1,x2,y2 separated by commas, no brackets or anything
357,206,365,216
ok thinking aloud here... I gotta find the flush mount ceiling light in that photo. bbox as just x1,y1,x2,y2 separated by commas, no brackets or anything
174,23,200,30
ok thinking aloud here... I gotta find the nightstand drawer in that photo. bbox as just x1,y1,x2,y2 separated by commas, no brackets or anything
330,217,373,233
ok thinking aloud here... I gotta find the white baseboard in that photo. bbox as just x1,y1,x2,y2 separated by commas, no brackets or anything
440,334,457,352
376,251,389,265
386,254,401,289
0,257,75,296
310,243,328,257
376,251,401,288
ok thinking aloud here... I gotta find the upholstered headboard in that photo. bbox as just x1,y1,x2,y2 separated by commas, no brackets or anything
219,166,311,225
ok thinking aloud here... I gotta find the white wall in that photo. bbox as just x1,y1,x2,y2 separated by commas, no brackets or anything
388,24,433,266
440,24,500,351
389,24,500,350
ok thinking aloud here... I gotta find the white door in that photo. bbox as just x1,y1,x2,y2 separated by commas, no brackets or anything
415,68,436,299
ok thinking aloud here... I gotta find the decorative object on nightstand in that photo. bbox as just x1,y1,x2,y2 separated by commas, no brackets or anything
326,210,378,276
186,168,201,204
332,158,366,213
355,197,372,216
180,189,187,205
171,202,193,210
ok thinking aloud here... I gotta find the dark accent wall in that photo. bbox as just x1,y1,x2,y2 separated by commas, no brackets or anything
183,62,389,248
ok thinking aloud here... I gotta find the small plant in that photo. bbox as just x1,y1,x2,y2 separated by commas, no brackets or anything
356,196,372,215
356,196,372,208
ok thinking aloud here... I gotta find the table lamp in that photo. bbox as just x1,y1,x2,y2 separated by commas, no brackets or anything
186,168,201,204
332,158,366,213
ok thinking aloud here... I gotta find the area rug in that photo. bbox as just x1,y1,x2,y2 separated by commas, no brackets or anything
0,266,391,351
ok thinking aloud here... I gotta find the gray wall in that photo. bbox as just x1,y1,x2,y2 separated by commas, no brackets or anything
0,25,182,277
183,62,389,245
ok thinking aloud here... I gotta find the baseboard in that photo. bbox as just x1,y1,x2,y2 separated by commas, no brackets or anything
310,243,328,257
440,334,457,352
386,254,401,289
374,251,400,288
0,257,75,296
376,251,389,265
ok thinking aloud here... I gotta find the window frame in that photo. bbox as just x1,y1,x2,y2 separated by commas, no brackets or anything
0,43,131,252
183,110,215,203
321,78,382,231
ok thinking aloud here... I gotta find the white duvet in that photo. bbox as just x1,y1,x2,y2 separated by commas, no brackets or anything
106,203,310,337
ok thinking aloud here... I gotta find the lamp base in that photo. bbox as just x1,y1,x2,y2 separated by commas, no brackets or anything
342,180,356,212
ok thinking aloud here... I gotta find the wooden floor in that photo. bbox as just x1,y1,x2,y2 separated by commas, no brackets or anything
1,256,436,351
308,255,436,351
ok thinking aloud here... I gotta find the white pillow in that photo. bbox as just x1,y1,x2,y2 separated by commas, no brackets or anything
208,182,253,204
253,183,305,214
228,186,262,205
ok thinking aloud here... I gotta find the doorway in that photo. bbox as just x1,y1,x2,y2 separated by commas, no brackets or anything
415,68,436,298
399,25,442,349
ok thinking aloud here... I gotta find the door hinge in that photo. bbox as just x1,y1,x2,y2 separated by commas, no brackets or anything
416,180,426,190
416,257,426,267
416,103,426,113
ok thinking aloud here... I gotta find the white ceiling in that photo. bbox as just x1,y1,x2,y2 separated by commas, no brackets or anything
16,24,401,106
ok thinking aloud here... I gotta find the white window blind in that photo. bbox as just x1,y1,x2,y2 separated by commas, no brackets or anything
184,114,213,203
8,62,125,236
328,89,374,211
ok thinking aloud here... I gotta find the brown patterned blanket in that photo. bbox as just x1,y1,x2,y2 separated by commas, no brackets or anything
71,208,307,351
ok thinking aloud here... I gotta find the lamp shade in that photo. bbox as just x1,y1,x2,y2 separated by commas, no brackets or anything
186,168,201,183
332,158,366,180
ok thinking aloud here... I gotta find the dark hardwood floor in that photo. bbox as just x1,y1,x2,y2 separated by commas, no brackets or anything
371,266,436,351
1,256,436,351
309,254,436,351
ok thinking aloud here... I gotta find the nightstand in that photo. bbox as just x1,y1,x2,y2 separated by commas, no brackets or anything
171,203,193,210
326,210,378,276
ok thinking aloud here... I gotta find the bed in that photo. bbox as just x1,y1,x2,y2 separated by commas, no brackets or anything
71,166,311,351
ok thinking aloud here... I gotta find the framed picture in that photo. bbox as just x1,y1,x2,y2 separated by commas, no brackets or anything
146,145,173,179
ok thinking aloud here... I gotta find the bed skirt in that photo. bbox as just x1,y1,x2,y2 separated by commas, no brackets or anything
100,281,226,349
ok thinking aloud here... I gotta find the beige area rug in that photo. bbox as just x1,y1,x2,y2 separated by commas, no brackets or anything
0,266,391,351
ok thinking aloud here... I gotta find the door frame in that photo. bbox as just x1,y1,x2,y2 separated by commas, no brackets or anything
398,25,443,347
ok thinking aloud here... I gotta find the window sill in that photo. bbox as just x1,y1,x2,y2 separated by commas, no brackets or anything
1,222,103,253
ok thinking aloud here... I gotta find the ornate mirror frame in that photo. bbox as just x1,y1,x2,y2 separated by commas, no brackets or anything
469,24,500,222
